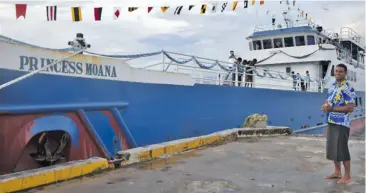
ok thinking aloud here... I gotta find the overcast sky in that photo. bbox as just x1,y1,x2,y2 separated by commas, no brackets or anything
0,0,365,67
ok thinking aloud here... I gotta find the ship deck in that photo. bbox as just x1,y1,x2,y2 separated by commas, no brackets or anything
28,135,365,193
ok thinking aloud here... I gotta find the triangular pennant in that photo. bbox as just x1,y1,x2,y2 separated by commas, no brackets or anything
114,7,120,19
200,4,206,14
148,7,153,13
221,2,228,12
15,4,27,19
260,0,264,5
244,0,248,8
189,5,195,10
232,1,238,10
161,6,169,13
128,7,138,12
174,6,183,15
46,5,57,21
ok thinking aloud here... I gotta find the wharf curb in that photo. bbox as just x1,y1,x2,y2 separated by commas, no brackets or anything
0,126,291,193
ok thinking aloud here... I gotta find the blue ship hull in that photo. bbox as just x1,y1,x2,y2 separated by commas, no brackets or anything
0,68,364,174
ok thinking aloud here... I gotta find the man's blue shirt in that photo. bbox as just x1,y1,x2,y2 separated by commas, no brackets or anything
326,80,356,128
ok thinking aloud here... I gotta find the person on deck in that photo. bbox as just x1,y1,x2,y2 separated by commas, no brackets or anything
322,63,356,185
245,59,256,87
305,71,310,91
231,57,244,86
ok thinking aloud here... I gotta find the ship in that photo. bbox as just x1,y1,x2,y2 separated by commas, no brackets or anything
0,6,364,175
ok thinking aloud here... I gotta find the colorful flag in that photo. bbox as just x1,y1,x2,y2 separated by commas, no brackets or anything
200,4,206,14
128,7,138,12
260,0,264,5
232,1,238,10
189,5,195,10
15,4,27,19
251,0,255,5
161,6,169,13
221,2,227,12
212,3,217,13
148,7,153,13
114,7,120,19
71,7,82,22
94,7,102,21
46,5,57,21
174,6,183,15
244,0,248,8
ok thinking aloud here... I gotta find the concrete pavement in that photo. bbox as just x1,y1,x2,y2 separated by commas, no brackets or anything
29,136,365,193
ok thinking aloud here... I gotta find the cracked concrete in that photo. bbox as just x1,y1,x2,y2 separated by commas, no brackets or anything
29,136,365,193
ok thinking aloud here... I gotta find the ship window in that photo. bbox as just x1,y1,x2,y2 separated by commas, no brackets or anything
253,40,262,50
286,67,291,74
273,38,283,48
295,36,305,46
284,37,294,47
355,97,358,106
359,97,363,106
307,35,315,45
263,39,273,49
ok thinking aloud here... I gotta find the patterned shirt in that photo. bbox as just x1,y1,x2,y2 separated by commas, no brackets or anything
326,80,356,128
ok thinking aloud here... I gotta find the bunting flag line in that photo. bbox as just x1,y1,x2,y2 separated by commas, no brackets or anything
114,7,120,19
71,7,82,22
15,4,27,19
46,5,57,21
221,2,228,12
174,6,183,15
148,7,153,13
128,7,137,12
161,6,169,13
94,7,102,21
8,1,315,23
200,4,206,14
232,1,238,11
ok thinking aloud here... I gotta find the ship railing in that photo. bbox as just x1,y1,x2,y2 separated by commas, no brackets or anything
134,51,324,93
253,20,316,33
340,27,365,49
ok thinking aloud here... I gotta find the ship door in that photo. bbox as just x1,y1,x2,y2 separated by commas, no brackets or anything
319,61,330,79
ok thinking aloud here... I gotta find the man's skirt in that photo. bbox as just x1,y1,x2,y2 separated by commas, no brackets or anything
326,123,351,161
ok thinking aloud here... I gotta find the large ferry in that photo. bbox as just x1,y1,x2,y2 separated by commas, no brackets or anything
0,6,364,175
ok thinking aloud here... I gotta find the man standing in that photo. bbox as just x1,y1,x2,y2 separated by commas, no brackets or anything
322,63,356,184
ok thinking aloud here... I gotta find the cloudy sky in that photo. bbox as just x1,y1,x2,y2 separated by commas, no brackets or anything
0,0,364,68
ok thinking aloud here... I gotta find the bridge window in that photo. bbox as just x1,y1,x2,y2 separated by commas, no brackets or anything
284,37,294,47
295,36,305,46
307,35,315,45
273,38,283,48
263,39,273,49
253,40,262,50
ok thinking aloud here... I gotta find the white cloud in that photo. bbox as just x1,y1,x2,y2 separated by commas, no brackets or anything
0,0,364,67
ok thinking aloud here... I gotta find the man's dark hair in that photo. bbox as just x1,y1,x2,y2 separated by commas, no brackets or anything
336,63,347,73
237,57,242,62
